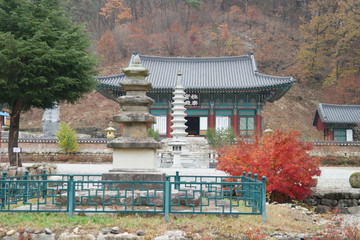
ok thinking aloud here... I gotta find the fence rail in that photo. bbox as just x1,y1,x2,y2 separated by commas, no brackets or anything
1,171,266,222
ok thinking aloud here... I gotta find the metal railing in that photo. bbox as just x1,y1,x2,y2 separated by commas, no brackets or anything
0,171,266,222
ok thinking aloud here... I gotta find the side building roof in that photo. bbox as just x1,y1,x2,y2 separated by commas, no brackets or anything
96,53,296,102
0,111,10,117
313,103,360,125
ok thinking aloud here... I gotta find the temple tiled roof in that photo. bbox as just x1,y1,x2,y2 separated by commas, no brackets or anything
98,54,295,89
96,53,296,101
315,103,360,124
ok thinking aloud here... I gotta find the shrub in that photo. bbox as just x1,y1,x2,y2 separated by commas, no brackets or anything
56,122,79,153
148,128,161,142
216,129,321,201
205,128,235,149
349,172,360,188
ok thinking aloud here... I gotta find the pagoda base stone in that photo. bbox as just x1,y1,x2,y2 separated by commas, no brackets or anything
102,170,165,190
107,137,161,170
102,171,165,190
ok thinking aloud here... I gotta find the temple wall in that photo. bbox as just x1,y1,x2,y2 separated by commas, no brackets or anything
1,140,359,157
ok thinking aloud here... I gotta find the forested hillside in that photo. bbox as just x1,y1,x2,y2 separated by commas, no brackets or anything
21,0,359,140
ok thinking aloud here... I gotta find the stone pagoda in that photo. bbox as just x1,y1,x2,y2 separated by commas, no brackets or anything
169,72,189,168
102,55,163,183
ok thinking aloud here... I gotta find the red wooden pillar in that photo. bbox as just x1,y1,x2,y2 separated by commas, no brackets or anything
255,109,262,136
208,104,215,129
325,129,334,141
166,110,172,138
232,108,239,137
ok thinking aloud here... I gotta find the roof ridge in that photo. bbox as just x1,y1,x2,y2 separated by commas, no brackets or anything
255,72,294,80
320,103,360,108
139,54,250,62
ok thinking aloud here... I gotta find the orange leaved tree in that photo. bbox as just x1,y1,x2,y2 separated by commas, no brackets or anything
216,129,321,201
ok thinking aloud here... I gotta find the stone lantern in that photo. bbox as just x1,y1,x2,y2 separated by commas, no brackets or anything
105,122,116,139
263,128,274,135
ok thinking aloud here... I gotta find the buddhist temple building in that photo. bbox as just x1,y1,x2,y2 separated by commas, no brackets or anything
313,103,360,141
97,53,296,138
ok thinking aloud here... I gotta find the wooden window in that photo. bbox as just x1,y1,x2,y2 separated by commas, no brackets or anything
239,117,255,136
334,129,346,142
216,116,231,131
153,116,167,135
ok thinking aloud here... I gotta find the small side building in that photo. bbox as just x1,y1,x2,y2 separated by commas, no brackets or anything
0,111,10,127
313,103,360,141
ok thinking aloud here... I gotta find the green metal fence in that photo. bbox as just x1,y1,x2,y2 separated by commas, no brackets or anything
0,171,266,222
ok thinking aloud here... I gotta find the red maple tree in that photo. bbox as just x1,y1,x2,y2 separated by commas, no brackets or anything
216,129,321,201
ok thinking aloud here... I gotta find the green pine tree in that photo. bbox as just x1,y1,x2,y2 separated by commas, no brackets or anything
56,122,79,154
0,0,97,166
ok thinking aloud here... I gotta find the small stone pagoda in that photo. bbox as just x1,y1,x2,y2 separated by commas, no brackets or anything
102,55,163,183
169,72,188,168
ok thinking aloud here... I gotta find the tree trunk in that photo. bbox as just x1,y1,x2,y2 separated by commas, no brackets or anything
8,99,23,167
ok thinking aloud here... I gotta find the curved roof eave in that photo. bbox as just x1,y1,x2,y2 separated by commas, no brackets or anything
317,103,360,124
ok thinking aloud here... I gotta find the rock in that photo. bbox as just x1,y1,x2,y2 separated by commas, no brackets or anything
320,198,336,206
334,205,349,214
58,233,96,240
349,172,360,188
32,233,56,240
348,206,360,214
73,227,81,234
7,167,17,177
3,233,19,240
16,167,27,177
26,228,35,233
0,163,10,172
102,229,109,234
97,232,142,240
315,205,331,214
295,233,306,240
110,227,120,234
44,228,52,234
136,230,146,236
6,230,16,236
154,230,188,240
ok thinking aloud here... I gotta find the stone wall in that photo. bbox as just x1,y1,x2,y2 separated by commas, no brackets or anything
311,143,360,157
304,192,360,214
0,163,57,176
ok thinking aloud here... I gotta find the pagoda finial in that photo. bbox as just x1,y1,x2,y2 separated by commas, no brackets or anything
176,71,183,86
130,54,142,67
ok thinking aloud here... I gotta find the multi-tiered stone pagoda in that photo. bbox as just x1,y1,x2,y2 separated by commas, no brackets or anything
102,55,164,183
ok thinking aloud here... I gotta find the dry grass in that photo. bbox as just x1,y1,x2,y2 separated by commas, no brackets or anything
0,204,342,239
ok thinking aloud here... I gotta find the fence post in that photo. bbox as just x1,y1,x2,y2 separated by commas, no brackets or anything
67,175,75,218
261,176,267,223
23,171,29,204
175,171,180,190
41,170,47,198
1,172,7,209
253,174,258,213
164,180,170,222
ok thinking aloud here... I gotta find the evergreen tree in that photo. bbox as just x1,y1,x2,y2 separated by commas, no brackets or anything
0,0,97,166
56,122,79,153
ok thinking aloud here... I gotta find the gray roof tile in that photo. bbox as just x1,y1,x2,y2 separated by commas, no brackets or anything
97,54,296,91
317,103,360,124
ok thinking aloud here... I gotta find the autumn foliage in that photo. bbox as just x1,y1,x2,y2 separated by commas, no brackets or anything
216,130,321,201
